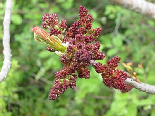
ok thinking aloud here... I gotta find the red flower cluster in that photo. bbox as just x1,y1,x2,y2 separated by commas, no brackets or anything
93,56,132,92
35,6,131,100
42,13,67,36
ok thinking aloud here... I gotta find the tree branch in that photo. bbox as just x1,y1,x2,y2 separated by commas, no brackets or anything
90,60,155,94
110,0,155,20
0,0,13,83
125,78,155,94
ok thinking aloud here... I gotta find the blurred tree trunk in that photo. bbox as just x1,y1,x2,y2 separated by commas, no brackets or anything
0,0,12,82
110,0,155,20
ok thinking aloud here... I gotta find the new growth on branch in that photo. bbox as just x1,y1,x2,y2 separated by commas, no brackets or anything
32,6,155,100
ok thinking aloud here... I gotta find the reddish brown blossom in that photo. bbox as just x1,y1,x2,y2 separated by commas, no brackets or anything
33,6,131,100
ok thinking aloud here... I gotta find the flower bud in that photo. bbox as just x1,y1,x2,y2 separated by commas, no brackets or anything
32,27,66,53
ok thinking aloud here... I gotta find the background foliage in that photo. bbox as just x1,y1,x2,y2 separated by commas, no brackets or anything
1,0,155,115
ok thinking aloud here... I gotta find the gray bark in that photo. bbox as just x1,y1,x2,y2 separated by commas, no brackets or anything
0,0,13,82
110,0,155,19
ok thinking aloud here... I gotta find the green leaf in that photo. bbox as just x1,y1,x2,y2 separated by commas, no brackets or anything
38,51,52,59
39,3,49,9
35,67,45,80
109,14,115,19
100,17,107,25
151,109,155,116
84,105,95,116
58,108,68,116
105,92,129,116
125,102,137,116
112,35,123,47
105,99,128,116
99,34,112,48
12,14,22,25
44,56,61,70
56,0,65,3
90,10,97,19
92,21,101,28
136,99,154,106
107,48,118,56
75,77,101,104
61,0,73,9
49,6,60,13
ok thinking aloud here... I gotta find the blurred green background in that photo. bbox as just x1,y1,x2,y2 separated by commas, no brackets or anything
1,0,155,116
